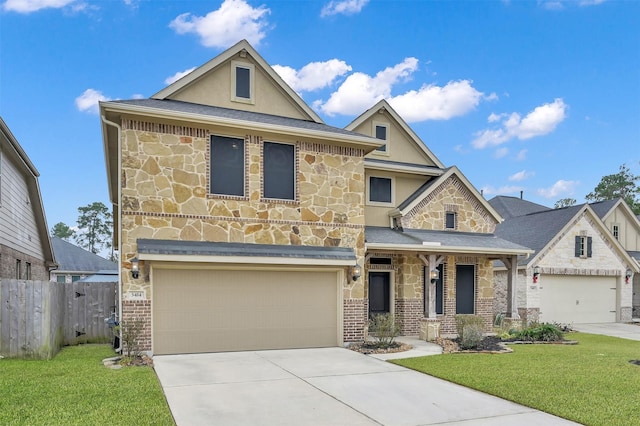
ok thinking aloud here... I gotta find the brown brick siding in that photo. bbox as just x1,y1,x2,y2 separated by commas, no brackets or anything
0,244,49,281
122,300,152,352
343,298,367,343
395,298,422,335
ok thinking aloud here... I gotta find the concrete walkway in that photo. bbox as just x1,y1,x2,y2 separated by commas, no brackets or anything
154,346,578,426
573,322,640,341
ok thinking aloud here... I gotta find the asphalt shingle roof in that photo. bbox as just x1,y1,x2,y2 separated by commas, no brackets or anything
589,199,619,219
52,237,117,273
488,196,551,220
113,99,371,139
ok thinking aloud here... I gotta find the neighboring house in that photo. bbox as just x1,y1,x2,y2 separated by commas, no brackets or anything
490,196,638,324
100,40,530,355
0,117,56,280
50,237,117,283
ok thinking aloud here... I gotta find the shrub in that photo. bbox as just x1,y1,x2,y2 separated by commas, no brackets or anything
368,313,402,348
460,324,484,349
514,322,564,342
115,317,145,358
455,314,485,341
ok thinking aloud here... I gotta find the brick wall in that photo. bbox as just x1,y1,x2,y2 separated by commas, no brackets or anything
343,298,367,343
395,298,422,335
0,244,49,281
121,300,152,353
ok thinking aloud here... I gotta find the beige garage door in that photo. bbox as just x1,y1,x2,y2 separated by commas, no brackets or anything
153,268,340,355
539,275,616,324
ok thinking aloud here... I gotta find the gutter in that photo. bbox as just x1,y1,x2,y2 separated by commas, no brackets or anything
100,115,123,353
365,242,534,257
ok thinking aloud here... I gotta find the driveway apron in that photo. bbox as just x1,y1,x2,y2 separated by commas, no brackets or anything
573,322,640,341
154,347,578,426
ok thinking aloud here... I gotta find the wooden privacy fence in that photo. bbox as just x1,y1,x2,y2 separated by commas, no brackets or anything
0,279,117,359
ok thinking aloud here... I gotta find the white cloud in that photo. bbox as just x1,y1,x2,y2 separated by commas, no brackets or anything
316,57,418,116
75,88,110,114
164,67,196,85
537,179,579,198
131,93,145,99
273,60,352,92
472,98,568,148
321,0,368,17
494,147,509,158
169,0,270,48
481,185,523,196
3,0,76,13
515,149,528,161
389,80,485,122
508,170,535,181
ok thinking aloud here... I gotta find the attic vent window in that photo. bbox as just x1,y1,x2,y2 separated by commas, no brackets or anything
373,122,389,154
231,61,254,104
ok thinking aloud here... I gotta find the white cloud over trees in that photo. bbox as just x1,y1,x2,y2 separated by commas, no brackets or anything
537,179,579,198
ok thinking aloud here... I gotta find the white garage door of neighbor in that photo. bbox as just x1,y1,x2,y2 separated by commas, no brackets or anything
539,275,616,324
153,268,340,355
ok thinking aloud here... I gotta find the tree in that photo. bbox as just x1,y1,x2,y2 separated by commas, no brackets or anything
585,164,640,214
554,198,576,209
75,202,113,255
51,222,75,240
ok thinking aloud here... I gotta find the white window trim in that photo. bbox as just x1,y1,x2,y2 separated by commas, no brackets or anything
231,60,255,104
366,175,395,207
445,211,457,230
371,121,390,156
612,223,620,240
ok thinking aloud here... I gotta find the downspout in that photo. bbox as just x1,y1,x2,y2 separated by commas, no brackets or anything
101,115,123,353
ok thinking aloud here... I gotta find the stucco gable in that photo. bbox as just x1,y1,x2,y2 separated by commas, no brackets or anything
393,167,501,233
151,40,321,123
346,100,445,170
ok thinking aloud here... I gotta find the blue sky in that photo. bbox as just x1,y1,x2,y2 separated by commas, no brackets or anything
1,0,639,232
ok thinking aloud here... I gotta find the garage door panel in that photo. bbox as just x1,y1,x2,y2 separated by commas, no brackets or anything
153,268,339,354
540,275,616,324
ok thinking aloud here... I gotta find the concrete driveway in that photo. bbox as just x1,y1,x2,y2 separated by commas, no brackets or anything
154,347,577,425
573,322,640,341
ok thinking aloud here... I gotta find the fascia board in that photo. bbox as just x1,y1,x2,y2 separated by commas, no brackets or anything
365,242,533,256
101,102,381,149
138,252,355,266
364,159,444,175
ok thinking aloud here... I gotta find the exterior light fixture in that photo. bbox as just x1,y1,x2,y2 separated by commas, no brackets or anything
626,268,633,284
131,257,139,279
429,269,439,284
533,266,540,284
350,264,362,282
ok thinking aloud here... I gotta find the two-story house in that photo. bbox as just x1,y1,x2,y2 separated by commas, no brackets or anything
0,117,56,280
100,40,530,355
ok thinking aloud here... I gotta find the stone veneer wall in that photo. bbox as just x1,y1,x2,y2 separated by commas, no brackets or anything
399,175,498,233
0,244,49,280
118,118,368,351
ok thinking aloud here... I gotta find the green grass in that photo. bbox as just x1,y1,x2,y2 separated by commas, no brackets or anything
0,344,174,426
393,333,640,426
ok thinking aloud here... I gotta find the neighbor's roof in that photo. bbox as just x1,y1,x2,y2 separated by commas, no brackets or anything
365,226,532,257
51,237,117,273
137,239,356,266
77,270,118,283
487,196,551,220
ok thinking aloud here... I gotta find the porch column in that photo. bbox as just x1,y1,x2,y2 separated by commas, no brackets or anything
502,255,520,319
418,254,444,319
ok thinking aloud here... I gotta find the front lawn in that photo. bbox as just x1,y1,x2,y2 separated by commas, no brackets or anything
393,333,640,426
0,344,174,425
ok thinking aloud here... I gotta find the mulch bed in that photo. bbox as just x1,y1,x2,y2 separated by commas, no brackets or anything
349,342,413,355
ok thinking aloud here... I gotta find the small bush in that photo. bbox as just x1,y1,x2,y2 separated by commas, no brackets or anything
115,317,145,358
460,324,484,349
514,322,564,342
455,314,485,342
368,313,402,348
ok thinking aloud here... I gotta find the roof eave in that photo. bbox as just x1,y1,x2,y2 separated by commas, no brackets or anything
365,242,533,257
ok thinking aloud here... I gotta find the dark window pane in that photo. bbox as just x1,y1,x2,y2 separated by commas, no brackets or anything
210,136,245,196
369,177,392,203
375,125,387,140
445,212,456,229
370,257,392,265
57,275,66,283
236,66,251,99
264,142,295,200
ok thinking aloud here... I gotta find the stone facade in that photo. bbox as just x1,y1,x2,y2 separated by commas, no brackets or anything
118,118,368,350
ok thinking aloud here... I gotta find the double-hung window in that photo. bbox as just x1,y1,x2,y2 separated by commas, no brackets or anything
373,122,389,154
210,135,245,197
368,176,393,204
263,142,295,200
231,61,254,104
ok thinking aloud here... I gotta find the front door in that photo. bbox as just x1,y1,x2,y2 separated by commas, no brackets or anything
369,271,390,318
456,265,475,314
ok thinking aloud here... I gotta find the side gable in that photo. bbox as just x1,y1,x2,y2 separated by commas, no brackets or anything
391,167,502,233
152,40,322,123
594,198,640,251
346,100,445,170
